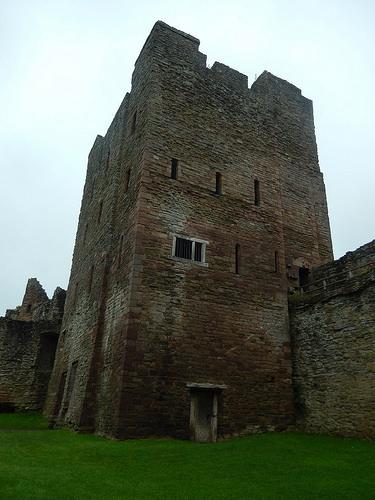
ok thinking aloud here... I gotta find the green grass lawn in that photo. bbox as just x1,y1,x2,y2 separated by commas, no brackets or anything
1,414,375,499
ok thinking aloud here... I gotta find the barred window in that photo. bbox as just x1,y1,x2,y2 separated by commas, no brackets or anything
175,237,192,259
173,236,207,263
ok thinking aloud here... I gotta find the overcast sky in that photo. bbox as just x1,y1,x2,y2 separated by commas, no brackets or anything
1,0,374,313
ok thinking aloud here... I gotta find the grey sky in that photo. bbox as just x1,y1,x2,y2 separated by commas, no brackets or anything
1,0,374,314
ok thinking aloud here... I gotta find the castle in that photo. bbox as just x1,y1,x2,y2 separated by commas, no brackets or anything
2,22,374,442
45,20,333,440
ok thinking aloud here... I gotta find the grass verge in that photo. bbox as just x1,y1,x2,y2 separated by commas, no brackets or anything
0,413,374,499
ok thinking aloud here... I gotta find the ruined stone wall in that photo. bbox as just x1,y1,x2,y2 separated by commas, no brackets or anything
290,241,375,439
0,280,65,411
47,21,332,439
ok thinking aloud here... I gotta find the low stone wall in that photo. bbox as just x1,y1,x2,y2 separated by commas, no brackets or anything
290,241,375,439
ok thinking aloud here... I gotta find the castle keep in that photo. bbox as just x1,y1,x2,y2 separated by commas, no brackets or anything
44,21,334,441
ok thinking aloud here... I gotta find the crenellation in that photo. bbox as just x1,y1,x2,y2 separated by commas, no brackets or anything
210,62,248,90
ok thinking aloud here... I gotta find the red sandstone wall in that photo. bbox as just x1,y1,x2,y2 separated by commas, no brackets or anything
47,21,332,439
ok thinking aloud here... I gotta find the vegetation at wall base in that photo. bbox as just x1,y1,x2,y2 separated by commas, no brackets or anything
0,413,374,499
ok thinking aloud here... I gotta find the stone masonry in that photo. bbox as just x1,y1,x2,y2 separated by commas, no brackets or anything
290,241,375,440
0,279,65,411
45,21,333,441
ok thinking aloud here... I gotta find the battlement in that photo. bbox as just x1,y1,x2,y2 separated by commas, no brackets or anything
133,21,310,99
290,241,375,307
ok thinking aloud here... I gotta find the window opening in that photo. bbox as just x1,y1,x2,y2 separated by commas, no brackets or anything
235,244,241,274
98,201,103,224
299,267,310,289
215,172,222,195
88,265,94,293
173,237,206,263
194,242,203,262
125,169,131,193
254,179,260,206
274,251,279,273
83,223,88,245
62,361,78,417
171,158,179,180
119,235,124,265
175,237,192,260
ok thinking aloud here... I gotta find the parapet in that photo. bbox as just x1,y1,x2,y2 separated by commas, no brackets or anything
210,62,248,91
135,21,311,100
290,240,375,307
251,71,302,98
134,20,206,70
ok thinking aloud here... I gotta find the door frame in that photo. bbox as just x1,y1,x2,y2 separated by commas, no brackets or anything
187,382,226,443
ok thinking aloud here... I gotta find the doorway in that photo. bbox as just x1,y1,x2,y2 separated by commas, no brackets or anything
189,389,218,442
299,267,310,289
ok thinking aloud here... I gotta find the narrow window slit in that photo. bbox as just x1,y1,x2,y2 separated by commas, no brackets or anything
235,244,241,274
88,265,94,293
98,201,103,224
171,158,178,180
274,251,279,273
125,170,131,193
215,172,222,195
119,235,124,265
254,179,260,206
83,224,88,245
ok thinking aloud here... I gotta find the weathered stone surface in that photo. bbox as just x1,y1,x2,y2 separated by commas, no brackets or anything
45,21,332,439
290,241,375,439
0,279,65,411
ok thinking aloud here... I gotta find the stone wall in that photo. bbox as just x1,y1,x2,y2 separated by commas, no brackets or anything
46,21,332,439
0,279,65,411
290,241,375,439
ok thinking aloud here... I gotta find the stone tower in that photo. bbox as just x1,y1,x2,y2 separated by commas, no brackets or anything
46,21,333,441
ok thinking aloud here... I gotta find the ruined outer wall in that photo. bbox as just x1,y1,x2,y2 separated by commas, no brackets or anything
0,281,65,411
290,241,375,439
0,320,55,410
